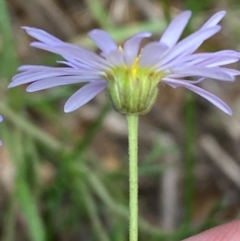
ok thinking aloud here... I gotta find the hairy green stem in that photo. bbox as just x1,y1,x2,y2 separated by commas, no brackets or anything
183,93,195,228
127,115,139,241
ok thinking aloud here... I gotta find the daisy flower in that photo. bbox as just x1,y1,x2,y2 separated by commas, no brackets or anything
9,10,240,115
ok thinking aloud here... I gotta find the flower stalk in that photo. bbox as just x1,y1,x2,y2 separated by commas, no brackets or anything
127,114,139,241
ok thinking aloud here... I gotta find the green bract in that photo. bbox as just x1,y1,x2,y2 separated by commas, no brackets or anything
103,58,167,115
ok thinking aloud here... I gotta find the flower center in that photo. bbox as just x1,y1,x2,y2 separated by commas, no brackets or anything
103,58,167,115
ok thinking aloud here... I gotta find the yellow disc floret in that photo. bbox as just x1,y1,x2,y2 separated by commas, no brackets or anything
131,56,140,80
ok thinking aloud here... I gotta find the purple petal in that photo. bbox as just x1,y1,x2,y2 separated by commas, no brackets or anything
200,11,226,29
10,68,100,87
10,71,62,87
179,51,239,62
166,77,205,84
157,26,221,67
220,68,240,76
23,27,63,45
139,42,169,67
206,50,240,58
88,29,118,54
16,66,101,76
163,78,232,115
123,32,151,66
159,10,192,47
31,42,110,70
64,81,107,112
170,66,234,81
167,50,240,69
25,27,106,70
176,55,239,68
104,49,125,66
18,65,46,72
26,76,100,92
198,56,239,67
58,58,96,70
18,64,92,72
158,45,207,70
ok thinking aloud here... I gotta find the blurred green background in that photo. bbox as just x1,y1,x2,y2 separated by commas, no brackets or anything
1,0,240,240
